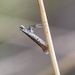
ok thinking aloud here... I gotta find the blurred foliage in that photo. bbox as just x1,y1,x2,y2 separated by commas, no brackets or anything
64,67,75,75
0,0,62,21
58,67,75,75
0,41,4,45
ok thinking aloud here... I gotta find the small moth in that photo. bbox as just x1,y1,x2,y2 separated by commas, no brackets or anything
19,24,49,54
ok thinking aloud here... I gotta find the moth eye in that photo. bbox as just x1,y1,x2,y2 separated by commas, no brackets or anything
20,25,25,30
20,26,23,29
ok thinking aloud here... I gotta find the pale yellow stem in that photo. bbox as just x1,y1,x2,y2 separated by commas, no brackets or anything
37,0,60,75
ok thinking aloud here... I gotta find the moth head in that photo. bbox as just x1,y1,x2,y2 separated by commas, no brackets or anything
19,25,25,31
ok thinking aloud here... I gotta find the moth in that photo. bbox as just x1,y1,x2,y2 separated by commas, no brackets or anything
19,24,49,54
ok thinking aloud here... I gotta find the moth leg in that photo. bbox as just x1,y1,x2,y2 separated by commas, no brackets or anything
29,24,43,29
34,24,43,28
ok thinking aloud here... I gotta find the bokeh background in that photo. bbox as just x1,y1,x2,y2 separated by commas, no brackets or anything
0,0,75,75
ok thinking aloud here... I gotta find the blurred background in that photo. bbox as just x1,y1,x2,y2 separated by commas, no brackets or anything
0,0,75,75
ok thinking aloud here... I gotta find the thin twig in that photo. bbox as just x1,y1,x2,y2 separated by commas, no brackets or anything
37,0,60,75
